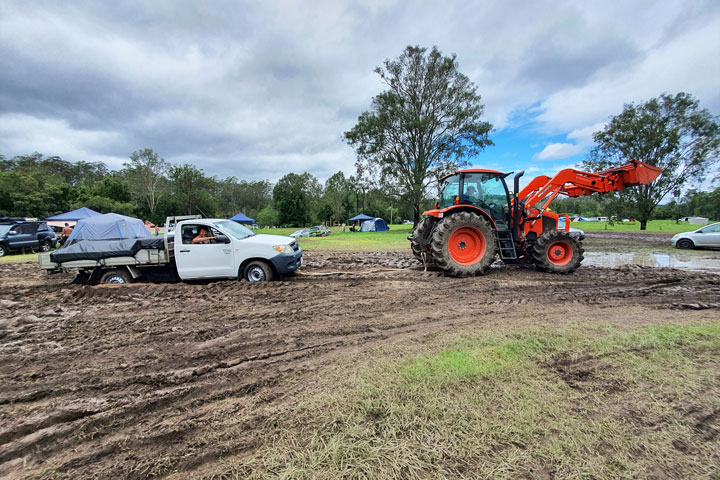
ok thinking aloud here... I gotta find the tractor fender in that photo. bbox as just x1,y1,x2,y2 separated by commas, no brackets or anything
422,205,497,230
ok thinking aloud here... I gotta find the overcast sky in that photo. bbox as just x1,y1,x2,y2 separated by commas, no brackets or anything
1,0,719,185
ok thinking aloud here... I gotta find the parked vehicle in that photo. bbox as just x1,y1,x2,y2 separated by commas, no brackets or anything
290,229,310,238
39,216,302,283
671,222,720,249
557,219,586,240
0,221,57,257
290,225,331,238
308,225,330,237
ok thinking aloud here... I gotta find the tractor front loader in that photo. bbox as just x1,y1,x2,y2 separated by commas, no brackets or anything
410,160,663,276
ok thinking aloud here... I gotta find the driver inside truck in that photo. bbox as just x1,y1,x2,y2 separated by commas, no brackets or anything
192,227,216,244
463,185,481,203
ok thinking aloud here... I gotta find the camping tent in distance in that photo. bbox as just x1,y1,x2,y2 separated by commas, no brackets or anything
360,218,389,232
230,212,256,224
46,207,101,221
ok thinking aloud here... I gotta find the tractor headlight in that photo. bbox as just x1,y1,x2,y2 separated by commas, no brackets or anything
273,244,294,254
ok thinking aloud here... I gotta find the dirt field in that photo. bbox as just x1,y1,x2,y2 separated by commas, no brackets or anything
1,233,719,479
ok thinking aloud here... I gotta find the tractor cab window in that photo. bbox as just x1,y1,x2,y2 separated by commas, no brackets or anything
438,175,460,208
462,173,508,220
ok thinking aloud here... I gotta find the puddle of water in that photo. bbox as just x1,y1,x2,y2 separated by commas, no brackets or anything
583,251,720,273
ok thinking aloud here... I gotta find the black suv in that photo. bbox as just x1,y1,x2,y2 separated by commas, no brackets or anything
0,221,57,257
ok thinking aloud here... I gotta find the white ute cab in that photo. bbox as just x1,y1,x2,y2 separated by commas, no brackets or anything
175,219,302,281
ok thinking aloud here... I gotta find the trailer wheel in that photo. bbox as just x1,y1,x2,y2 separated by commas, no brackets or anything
410,216,437,266
431,211,497,277
532,230,584,274
244,261,274,282
100,269,132,284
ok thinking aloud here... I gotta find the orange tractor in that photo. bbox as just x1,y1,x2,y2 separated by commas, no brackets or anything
410,160,663,276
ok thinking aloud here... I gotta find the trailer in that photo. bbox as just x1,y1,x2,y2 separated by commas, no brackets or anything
39,215,302,284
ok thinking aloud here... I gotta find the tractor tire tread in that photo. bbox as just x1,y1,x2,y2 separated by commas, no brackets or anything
532,230,584,274
430,211,497,277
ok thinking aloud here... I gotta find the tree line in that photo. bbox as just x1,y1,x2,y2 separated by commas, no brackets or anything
0,150,426,227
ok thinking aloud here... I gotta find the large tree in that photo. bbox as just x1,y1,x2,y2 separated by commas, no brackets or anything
324,171,350,224
344,45,493,225
584,92,720,230
273,172,320,227
123,148,169,216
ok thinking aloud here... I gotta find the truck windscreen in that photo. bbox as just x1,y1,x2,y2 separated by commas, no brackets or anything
214,220,255,240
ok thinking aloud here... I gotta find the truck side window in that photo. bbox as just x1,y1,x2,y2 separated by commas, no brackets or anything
182,226,197,244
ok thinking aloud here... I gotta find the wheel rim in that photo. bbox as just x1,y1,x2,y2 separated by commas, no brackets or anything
104,275,126,284
547,241,573,266
448,226,486,265
41,242,50,252
247,266,265,281
0,247,5,257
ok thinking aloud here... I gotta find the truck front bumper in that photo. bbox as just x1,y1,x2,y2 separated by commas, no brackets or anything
270,249,303,275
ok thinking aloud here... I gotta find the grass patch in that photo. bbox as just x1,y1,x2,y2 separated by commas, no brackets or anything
256,225,413,252
0,252,40,263
226,322,720,479
570,219,707,234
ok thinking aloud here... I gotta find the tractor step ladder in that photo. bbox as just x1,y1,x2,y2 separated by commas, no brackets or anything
496,229,517,260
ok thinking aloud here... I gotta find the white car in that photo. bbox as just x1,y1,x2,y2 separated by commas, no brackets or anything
557,219,585,240
671,222,720,249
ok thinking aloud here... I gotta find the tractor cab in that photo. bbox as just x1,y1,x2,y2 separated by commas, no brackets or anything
436,170,511,226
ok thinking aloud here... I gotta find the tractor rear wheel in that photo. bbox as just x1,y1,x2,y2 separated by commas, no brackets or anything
532,230,584,274
410,217,437,266
431,211,497,277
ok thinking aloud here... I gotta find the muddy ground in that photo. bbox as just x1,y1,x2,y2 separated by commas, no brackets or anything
0,232,719,479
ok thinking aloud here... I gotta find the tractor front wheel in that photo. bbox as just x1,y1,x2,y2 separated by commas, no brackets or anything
532,230,584,274
410,216,437,266
431,212,497,277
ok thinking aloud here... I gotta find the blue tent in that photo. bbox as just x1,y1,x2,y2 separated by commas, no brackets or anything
66,213,151,244
360,217,389,232
230,212,256,223
46,207,101,221
348,213,373,222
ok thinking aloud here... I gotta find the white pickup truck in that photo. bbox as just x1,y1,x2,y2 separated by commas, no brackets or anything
39,216,302,284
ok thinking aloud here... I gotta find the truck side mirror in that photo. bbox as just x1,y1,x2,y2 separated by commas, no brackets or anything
8,230,17,235
215,234,231,244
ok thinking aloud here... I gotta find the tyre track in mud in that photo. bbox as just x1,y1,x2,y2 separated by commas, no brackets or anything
0,251,719,479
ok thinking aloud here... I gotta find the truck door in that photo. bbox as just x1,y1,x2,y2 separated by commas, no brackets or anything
174,224,236,279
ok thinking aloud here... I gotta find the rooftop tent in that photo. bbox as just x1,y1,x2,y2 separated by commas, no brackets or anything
229,212,256,223
360,217,389,232
348,213,373,222
66,213,151,244
45,207,101,221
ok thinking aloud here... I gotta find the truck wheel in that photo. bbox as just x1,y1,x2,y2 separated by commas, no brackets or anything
100,269,132,284
0,245,6,257
244,261,274,282
431,211,498,277
40,240,52,252
532,230,584,274
410,217,437,266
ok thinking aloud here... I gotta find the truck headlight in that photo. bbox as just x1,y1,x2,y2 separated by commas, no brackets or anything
273,244,293,254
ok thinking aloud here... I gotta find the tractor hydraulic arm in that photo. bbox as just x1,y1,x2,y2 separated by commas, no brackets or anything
518,160,663,212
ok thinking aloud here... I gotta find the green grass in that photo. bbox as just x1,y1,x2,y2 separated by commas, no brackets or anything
256,224,414,251
569,219,710,234
226,322,720,479
0,252,40,263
